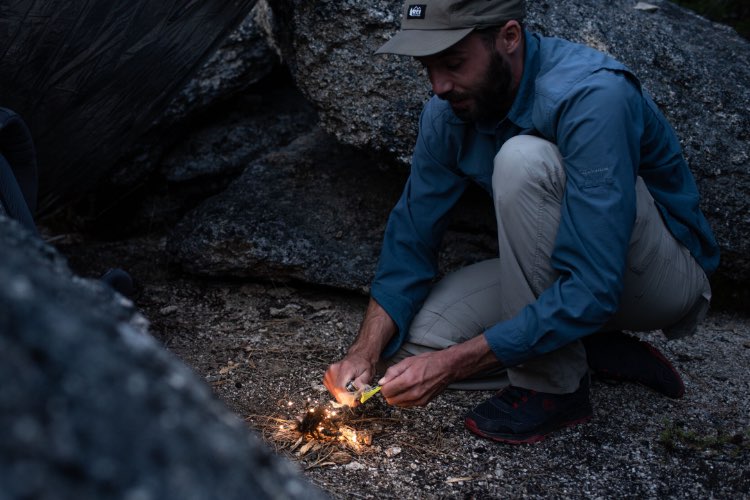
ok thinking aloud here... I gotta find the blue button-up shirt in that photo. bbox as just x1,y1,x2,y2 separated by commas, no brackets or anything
371,31,720,366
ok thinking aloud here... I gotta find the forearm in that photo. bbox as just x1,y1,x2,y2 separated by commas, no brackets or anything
441,333,502,382
347,297,397,363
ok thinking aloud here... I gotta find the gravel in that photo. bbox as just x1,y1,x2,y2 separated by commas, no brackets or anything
54,231,750,499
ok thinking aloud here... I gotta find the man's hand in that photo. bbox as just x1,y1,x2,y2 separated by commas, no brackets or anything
379,334,501,407
323,353,375,407
378,351,455,407
323,298,397,406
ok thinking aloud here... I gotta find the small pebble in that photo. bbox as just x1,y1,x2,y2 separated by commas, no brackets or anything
159,305,178,316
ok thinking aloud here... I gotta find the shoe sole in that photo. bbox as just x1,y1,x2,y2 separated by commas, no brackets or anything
464,413,592,445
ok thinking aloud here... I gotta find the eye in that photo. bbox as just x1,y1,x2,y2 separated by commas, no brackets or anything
444,59,463,71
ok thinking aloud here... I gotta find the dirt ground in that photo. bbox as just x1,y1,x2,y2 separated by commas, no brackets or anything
51,228,750,499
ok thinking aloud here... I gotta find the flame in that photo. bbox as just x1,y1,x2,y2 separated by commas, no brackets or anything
279,397,373,450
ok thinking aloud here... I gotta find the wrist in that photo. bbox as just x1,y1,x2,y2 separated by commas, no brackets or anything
346,343,380,366
442,334,500,381
345,297,397,366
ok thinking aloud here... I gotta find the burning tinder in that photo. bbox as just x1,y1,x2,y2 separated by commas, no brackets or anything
270,398,378,455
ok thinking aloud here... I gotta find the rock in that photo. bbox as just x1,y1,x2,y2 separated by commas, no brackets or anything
0,0,258,212
81,77,316,239
159,305,179,316
168,128,404,292
634,2,659,13
270,0,428,165
385,446,402,458
167,127,497,290
105,1,284,193
0,215,324,499
269,0,750,284
160,86,317,183
163,0,281,124
270,304,302,318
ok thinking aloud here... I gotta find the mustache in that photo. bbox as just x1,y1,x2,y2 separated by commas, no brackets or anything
436,90,471,102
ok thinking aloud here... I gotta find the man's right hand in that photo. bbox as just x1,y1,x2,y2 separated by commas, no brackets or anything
323,353,375,407
322,297,397,406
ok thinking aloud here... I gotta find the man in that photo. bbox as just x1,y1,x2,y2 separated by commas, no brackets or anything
324,0,719,444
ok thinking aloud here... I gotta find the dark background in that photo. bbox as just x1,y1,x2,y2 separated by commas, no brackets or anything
675,0,749,38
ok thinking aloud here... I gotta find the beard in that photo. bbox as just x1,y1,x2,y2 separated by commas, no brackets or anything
439,50,514,123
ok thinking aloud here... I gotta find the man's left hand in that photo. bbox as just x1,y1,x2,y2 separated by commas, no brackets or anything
378,351,455,407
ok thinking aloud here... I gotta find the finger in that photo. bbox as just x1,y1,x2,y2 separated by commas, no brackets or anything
384,388,425,407
380,370,417,403
353,373,371,389
326,361,355,387
323,364,344,392
323,365,353,401
326,371,359,406
386,385,438,407
378,359,411,386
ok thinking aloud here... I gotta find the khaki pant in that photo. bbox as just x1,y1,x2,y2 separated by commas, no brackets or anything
389,135,711,394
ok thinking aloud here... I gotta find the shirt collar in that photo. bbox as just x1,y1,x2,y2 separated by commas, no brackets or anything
475,30,539,134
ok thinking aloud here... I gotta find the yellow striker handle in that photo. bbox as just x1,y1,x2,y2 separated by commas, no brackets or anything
359,385,381,404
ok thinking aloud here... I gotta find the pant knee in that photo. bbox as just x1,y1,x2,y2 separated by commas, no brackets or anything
492,135,565,211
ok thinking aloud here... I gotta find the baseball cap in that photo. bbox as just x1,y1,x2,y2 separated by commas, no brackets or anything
375,0,525,57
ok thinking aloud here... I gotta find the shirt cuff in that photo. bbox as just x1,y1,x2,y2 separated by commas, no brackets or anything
370,286,417,359
483,315,533,368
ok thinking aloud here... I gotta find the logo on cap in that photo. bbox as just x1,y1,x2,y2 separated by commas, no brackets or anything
407,4,426,19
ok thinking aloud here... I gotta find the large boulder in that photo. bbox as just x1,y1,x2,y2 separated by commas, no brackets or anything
269,0,750,284
168,128,404,291
0,215,324,499
0,0,258,212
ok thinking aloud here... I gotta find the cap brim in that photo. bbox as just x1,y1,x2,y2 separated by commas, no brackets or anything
374,27,474,57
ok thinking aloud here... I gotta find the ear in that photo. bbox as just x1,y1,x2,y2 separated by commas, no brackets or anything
496,20,523,55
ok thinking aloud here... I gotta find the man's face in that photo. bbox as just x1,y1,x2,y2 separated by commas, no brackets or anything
417,32,514,123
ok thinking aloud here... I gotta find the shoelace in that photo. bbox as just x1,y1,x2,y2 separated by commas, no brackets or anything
498,386,537,408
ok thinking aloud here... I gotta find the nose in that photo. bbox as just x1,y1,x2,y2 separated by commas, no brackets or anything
429,70,454,97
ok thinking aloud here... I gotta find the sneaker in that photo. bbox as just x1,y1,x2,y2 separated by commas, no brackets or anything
582,330,684,398
464,375,592,444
